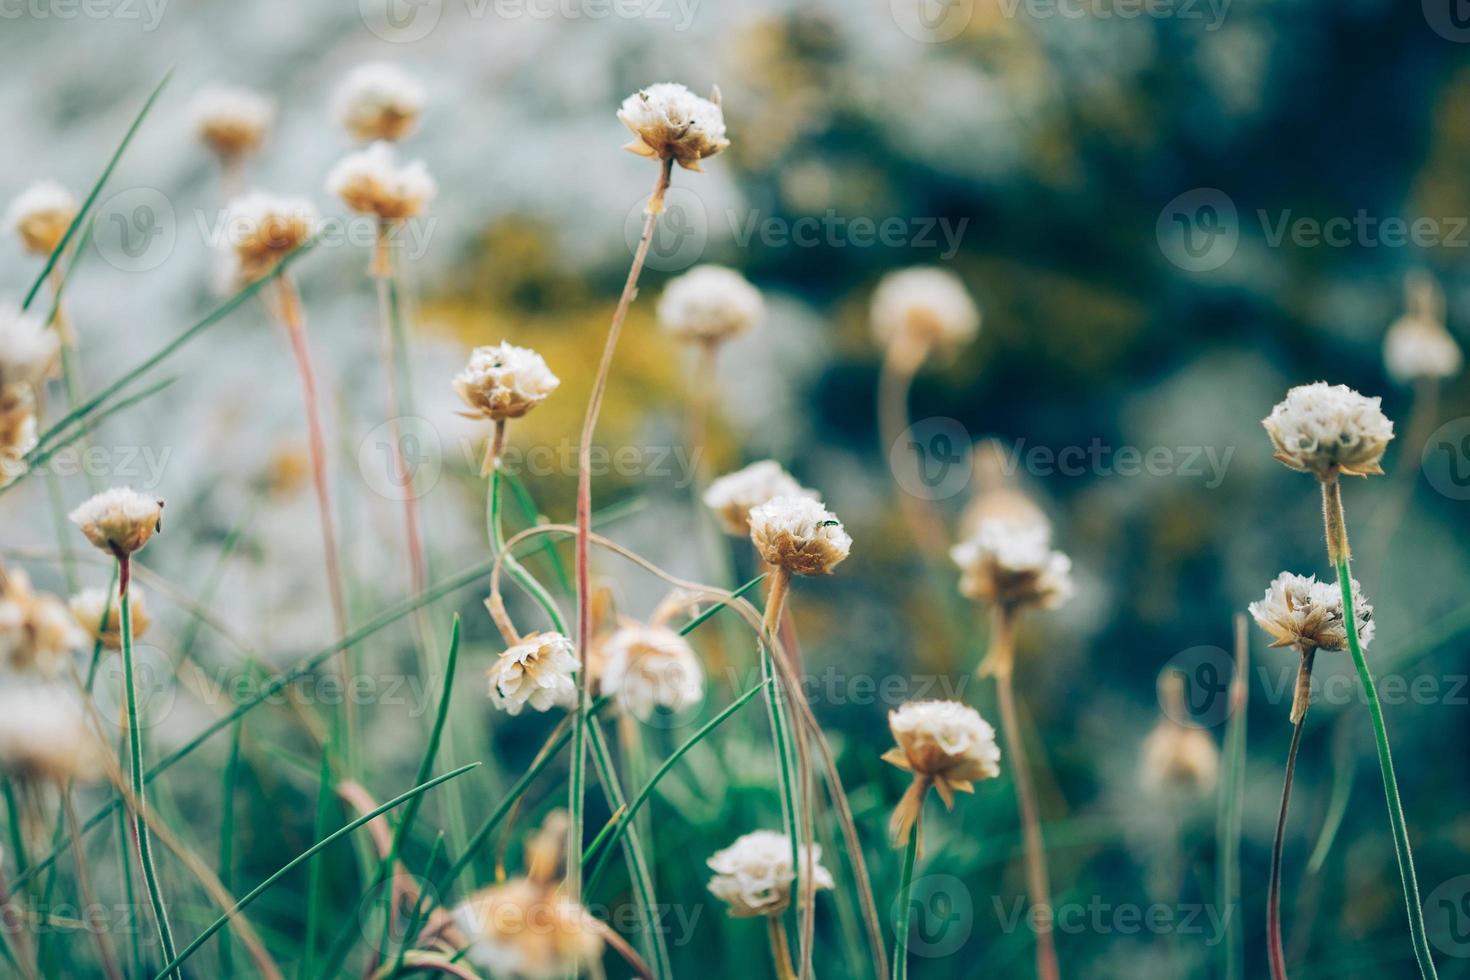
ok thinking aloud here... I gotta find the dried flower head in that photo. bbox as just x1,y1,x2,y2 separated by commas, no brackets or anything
0,684,105,784
70,585,150,651
883,699,1001,844
0,301,60,388
453,879,603,979
5,180,78,257
1263,382,1395,479
870,267,980,353
706,830,834,918
599,624,704,720
1385,314,1461,383
1248,571,1374,654
487,631,578,716
224,192,316,284
189,86,273,159
69,487,164,559
951,519,1073,611
334,62,425,143
1141,719,1219,796
0,567,87,676
703,460,816,536
0,384,37,488
453,342,561,424
326,142,436,220
748,494,851,576
618,82,729,172
960,440,1050,540
656,265,763,344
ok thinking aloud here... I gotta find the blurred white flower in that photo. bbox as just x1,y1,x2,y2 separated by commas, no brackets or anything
1248,571,1374,653
70,584,150,651
1141,718,1219,796
870,266,979,353
4,180,78,257
1262,381,1394,479
452,342,560,422
0,567,87,676
0,683,105,784
223,191,317,284
950,518,1073,611
749,494,851,576
334,62,425,143
326,141,436,220
1385,313,1461,383
487,632,578,716
0,301,59,388
69,487,164,559
599,624,703,720
656,264,763,344
703,460,815,536
0,384,36,488
189,86,273,160
707,830,833,918
617,82,729,171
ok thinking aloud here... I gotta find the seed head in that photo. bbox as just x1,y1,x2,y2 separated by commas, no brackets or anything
334,62,425,143
0,683,105,784
5,180,78,257
599,624,703,720
70,585,151,651
453,881,603,980
453,341,560,423
69,487,163,559
486,631,578,716
326,141,436,220
656,264,763,344
189,86,273,160
0,384,37,488
1248,571,1373,653
703,460,815,536
1262,381,1394,479
870,266,980,353
224,191,316,284
748,494,851,576
1141,719,1219,796
883,699,1001,845
617,82,729,172
0,301,60,388
706,830,834,918
0,567,87,676
951,518,1073,611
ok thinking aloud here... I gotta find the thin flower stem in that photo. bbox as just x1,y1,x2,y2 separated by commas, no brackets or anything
119,555,179,977
1320,478,1438,978
768,914,798,980
891,805,921,980
571,157,674,903
1268,709,1307,980
63,791,121,980
989,606,1060,980
1218,614,1249,980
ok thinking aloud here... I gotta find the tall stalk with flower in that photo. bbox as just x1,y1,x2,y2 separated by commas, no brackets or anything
1261,381,1436,977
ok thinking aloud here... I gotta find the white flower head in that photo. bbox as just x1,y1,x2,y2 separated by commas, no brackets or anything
334,62,425,143
885,700,1001,784
189,86,273,159
326,141,436,220
70,585,150,651
1248,571,1374,653
656,265,763,344
0,567,87,677
599,624,704,720
703,460,816,536
870,267,980,352
0,683,105,783
453,879,603,980
706,830,834,918
1263,382,1395,479
1141,721,1219,796
950,518,1073,611
0,384,37,488
0,300,60,388
487,632,578,716
453,342,560,423
749,494,851,576
6,181,78,257
223,191,316,284
618,82,729,172
69,487,164,558
1385,314,1461,383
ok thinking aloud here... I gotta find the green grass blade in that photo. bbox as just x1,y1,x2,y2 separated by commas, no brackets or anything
1217,614,1249,980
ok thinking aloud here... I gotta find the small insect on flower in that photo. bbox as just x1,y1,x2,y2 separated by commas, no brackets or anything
223,191,317,285
69,487,164,559
870,266,980,354
883,699,1001,846
333,62,426,143
4,180,78,257
1262,381,1395,480
0,567,87,677
656,264,764,345
618,82,729,172
599,623,704,720
1249,571,1374,654
706,830,834,918
189,86,273,160
703,460,816,536
950,518,1074,611
453,341,561,423
487,631,578,716
0,683,105,784
748,494,851,576
326,141,436,221
70,585,151,651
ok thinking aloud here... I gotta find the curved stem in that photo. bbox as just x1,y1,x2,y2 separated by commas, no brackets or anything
1268,657,1311,980
1320,478,1438,978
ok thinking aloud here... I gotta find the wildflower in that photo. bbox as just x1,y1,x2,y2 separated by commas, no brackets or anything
748,495,851,576
656,265,763,345
599,624,704,720
703,460,815,536
333,62,425,143
68,487,164,559
1262,381,1394,480
951,518,1073,611
870,267,980,354
70,585,151,651
453,342,560,423
1249,571,1374,654
960,440,1050,539
1142,674,1219,796
0,301,60,388
326,141,436,220
617,82,729,172
706,830,834,918
189,86,273,160
1385,314,1461,383
883,699,1000,845
0,567,87,676
0,683,105,784
0,385,37,488
223,192,316,284
5,180,78,257
487,632,578,716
